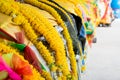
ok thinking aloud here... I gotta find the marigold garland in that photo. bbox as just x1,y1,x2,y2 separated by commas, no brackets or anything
18,4,67,74
24,0,71,77
0,1,53,80
19,3,66,68
24,0,77,79
20,4,76,79
13,13,53,80
38,1,87,79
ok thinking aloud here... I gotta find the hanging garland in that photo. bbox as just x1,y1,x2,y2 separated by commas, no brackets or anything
19,3,73,79
38,1,87,78
9,1,61,71
24,0,78,79
19,3,66,68
0,1,53,80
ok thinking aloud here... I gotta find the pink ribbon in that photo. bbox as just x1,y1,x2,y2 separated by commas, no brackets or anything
0,56,22,80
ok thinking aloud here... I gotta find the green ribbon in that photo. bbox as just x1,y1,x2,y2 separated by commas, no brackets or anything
9,42,26,51
40,63,46,71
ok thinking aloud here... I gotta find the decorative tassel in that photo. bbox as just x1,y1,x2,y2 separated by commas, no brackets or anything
15,31,25,44
24,45,44,73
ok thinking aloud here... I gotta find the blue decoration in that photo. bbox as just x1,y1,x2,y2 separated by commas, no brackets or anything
111,0,120,9
111,0,120,18
79,25,86,38
82,59,85,65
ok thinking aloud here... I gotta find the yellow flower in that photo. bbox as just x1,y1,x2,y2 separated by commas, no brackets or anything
41,70,52,80
0,42,19,55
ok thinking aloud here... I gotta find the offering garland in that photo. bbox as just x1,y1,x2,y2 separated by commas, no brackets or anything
20,4,71,79
0,1,53,80
24,0,77,79
20,3,66,68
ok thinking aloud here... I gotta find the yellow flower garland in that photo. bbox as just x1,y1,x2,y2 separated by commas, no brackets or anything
24,0,77,79
0,1,53,80
38,1,87,79
20,3,66,67
23,0,70,75
13,13,53,80
10,2,66,73
0,42,45,80
22,3,77,79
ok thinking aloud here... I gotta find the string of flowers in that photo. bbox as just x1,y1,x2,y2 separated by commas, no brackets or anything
0,42,45,80
39,1,87,79
20,3,66,68
24,0,77,79
19,3,72,79
38,0,79,77
19,3,75,79
0,1,53,80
